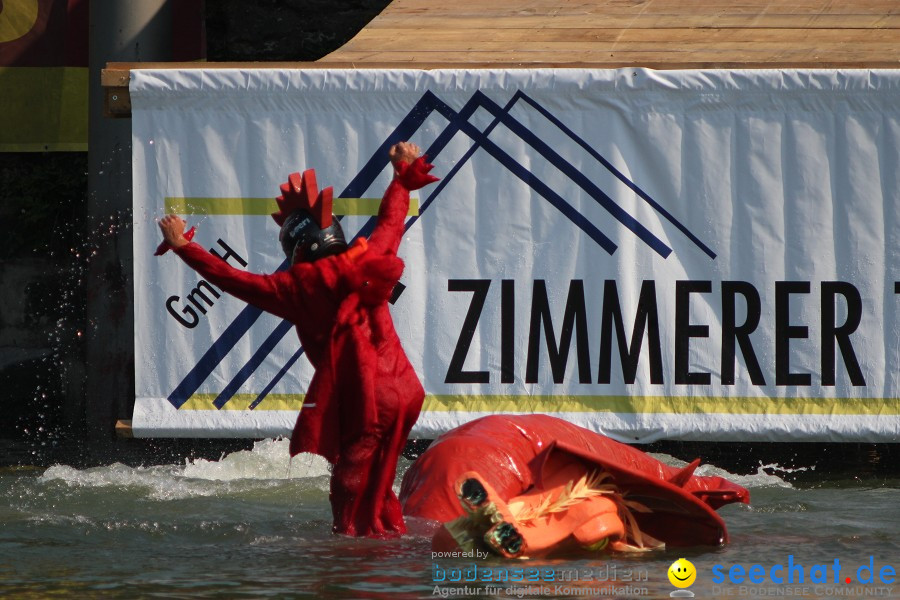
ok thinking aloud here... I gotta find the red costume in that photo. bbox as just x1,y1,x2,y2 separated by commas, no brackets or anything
168,157,438,537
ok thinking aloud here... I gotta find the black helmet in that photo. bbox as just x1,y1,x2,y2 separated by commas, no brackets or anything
279,209,347,264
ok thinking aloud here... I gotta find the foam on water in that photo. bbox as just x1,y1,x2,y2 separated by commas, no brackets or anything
650,452,796,489
38,438,331,500
696,462,797,489
181,438,330,481
37,437,792,505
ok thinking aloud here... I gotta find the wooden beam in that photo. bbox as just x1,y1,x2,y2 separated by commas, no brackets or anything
102,0,900,118
115,419,134,438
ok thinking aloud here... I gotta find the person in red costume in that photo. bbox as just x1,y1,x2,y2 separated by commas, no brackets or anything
158,142,438,537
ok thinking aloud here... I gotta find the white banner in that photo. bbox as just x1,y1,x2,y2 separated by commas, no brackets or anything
131,68,900,442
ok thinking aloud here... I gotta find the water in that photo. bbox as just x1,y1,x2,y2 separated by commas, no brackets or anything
1,439,897,599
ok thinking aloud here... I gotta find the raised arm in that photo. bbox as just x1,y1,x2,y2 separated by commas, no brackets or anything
367,142,439,256
158,215,319,322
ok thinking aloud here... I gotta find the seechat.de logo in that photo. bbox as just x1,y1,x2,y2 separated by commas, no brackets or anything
711,555,896,586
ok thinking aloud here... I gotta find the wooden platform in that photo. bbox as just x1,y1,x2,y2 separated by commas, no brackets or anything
320,0,900,69
103,0,899,116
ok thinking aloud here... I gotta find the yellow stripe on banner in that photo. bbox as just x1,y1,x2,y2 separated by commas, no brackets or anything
0,67,88,152
164,197,420,217
420,395,900,416
182,394,306,411
177,394,900,416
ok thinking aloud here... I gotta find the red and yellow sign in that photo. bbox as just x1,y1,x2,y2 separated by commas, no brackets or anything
0,0,87,151
0,0,204,152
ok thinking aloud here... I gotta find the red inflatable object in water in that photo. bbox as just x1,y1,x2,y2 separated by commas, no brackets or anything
400,415,749,558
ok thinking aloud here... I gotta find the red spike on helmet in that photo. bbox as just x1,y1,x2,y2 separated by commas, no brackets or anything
271,168,333,229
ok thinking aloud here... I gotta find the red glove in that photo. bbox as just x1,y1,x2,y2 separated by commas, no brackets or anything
394,156,440,191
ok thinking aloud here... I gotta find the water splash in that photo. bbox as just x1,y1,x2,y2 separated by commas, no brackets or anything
14,202,135,461
36,438,806,507
650,452,796,489
38,438,332,501
182,438,329,481
697,462,795,490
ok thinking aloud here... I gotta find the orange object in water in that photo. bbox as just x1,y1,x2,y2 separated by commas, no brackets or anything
400,415,749,558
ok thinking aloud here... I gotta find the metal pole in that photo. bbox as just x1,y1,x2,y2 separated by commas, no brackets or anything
86,1,172,457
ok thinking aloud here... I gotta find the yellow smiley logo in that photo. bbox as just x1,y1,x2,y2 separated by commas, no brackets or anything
668,558,697,588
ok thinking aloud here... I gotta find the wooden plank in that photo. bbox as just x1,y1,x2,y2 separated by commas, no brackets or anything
335,39,897,53
322,50,900,65
115,419,134,438
387,0,899,7
346,28,900,44
102,61,330,86
361,14,900,29
353,27,900,42
382,0,900,15
102,0,900,118
377,8,900,18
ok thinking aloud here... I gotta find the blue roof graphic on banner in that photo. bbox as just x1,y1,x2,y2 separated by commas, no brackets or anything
166,89,715,410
